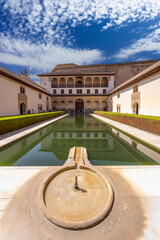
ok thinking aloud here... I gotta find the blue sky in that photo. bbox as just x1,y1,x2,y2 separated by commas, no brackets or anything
0,0,160,82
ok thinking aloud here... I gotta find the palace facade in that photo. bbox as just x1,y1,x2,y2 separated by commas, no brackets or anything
38,60,158,114
0,59,160,116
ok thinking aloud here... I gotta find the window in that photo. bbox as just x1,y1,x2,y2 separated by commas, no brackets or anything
103,89,106,94
20,86,25,94
69,89,72,94
61,89,64,94
53,89,56,94
39,93,42,99
95,89,98,94
117,93,120,98
77,89,82,94
87,89,90,94
133,85,138,93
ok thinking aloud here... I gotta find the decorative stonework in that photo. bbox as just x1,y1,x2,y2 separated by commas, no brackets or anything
131,92,140,109
18,93,27,109
51,96,109,111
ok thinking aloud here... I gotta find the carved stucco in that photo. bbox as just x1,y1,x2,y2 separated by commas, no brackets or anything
18,93,27,109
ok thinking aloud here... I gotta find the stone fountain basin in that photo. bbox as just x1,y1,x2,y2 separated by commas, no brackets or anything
39,166,113,230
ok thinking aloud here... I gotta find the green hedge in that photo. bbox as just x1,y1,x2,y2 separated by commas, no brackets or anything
0,111,65,135
94,111,160,122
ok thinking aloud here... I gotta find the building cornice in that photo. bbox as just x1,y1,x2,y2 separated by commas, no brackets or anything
0,66,51,96
109,61,160,95
38,72,115,77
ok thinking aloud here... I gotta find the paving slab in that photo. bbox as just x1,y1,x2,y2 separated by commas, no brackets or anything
0,166,160,239
0,114,68,148
91,114,160,150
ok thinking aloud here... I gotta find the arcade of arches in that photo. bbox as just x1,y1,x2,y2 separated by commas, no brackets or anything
52,96,108,113
51,76,109,88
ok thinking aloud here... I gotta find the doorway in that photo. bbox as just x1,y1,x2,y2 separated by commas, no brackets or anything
20,103,25,115
75,99,84,114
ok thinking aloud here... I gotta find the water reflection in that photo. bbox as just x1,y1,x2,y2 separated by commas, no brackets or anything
0,115,159,166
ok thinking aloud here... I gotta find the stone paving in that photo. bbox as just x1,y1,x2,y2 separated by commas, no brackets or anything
91,114,160,150
0,114,68,148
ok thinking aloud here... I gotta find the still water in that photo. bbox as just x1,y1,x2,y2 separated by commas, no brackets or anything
0,115,159,166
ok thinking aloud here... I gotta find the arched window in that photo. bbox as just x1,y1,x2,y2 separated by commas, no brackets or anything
67,78,74,87
101,77,108,87
85,77,92,87
59,78,66,87
93,77,100,87
51,78,58,88
101,101,108,111
75,77,84,87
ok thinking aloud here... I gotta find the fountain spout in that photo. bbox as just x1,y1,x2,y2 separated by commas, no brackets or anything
74,176,79,190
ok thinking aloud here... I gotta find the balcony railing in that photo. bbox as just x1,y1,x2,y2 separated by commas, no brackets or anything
51,84,108,88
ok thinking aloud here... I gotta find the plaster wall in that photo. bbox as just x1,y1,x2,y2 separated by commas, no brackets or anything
0,75,51,116
26,88,50,113
112,86,133,114
0,76,19,116
40,77,51,93
138,74,160,116
111,74,160,116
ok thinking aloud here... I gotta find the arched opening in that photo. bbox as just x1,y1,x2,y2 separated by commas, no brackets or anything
53,101,58,110
85,100,92,113
67,101,74,114
20,103,25,115
75,77,84,87
51,78,58,88
133,101,139,114
101,101,108,111
93,77,100,87
101,77,108,87
60,101,66,110
85,77,92,87
93,101,100,111
59,78,66,88
136,102,139,114
67,78,74,88
75,99,84,114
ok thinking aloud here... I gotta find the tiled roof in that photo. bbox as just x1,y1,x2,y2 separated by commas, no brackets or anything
0,66,50,95
109,60,160,95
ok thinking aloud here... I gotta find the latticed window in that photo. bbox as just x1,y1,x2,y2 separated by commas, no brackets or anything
20,86,25,94
133,85,138,93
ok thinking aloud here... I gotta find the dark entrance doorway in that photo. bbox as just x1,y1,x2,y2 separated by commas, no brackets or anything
20,103,25,115
75,99,84,114
136,102,139,114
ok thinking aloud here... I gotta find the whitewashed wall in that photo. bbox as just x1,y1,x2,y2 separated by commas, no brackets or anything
112,86,133,114
111,74,160,116
0,75,51,116
0,76,19,116
139,74,160,116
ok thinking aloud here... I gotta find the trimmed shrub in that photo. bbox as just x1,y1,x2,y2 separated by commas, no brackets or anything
0,111,65,135
94,111,160,136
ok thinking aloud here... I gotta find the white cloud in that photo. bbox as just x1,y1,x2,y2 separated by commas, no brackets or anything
1,0,160,44
0,34,104,73
111,29,160,60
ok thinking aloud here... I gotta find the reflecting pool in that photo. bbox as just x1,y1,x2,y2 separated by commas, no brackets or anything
0,115,159,166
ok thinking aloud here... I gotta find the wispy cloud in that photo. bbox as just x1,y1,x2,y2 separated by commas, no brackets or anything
111,29,160,60
1,0,160,44
0,34,104,73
